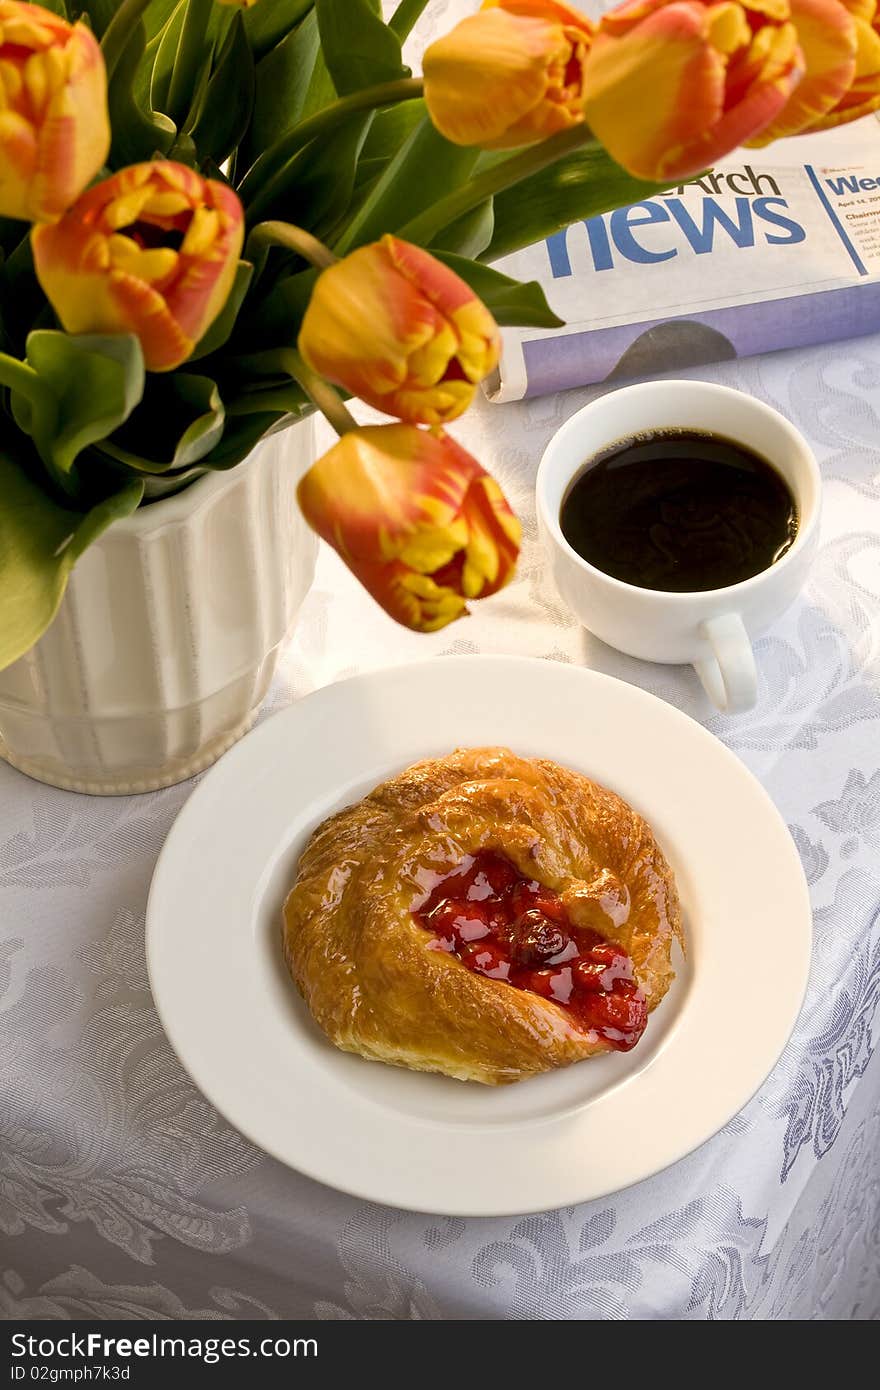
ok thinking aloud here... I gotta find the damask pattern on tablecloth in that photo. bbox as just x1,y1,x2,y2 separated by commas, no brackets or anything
6,334,880,1320
0,925,260,1266
1,0,880,1324
778,871,880,1181
0,1269,278,1322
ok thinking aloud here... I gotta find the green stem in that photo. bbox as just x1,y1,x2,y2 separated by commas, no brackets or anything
390,0,432,39
275,349,356,436
247,222,337,271
100,0,154,80
0,353,51,412
166,0,214,127
239,77,424,213
398,126,599,245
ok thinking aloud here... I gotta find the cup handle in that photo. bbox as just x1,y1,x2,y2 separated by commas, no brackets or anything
693,613,757,713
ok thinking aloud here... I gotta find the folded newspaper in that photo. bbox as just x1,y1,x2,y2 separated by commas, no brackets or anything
486,119,880,401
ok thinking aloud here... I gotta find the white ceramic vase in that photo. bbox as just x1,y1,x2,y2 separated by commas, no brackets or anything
0,421,318,794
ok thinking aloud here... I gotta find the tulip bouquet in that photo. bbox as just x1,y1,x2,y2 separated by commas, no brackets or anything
0,0,876,665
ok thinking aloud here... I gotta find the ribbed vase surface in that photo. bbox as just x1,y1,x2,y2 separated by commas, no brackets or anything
0,422,317,794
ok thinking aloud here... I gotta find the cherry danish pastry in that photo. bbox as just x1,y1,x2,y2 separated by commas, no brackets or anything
282,748,682,1084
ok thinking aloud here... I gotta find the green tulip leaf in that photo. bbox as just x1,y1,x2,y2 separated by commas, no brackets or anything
239,265,318,350
137,467,209,501
31,0,69,16
108,16,176,166
83,0,180,41
254,114,372,236
351,157,385,200
315,0,406,96
485,142,674,262
0,234,46,351
101,374,226,473
0,216,29,265
334,115,478,254
360,97,424,163
139,415,284,483
241,9,322,170
389,0,432,39
148,0,184,39
189,261,254,361
0,447,143,672
76,1,116,32
243,0,315,62
431,200,495,260
11,333,146,484
433,255,564,329
201,412,297,471
133,412,310,500
149,2,187,116
189,14,255,164
296,41,337,126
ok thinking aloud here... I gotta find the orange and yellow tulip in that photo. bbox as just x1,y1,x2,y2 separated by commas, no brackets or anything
795,0,880,130
31,162,244,373
0,1,110,223
581,0,805,181
748,0,864,142
298,236,500,427
297,425,521,632
423,0,594,149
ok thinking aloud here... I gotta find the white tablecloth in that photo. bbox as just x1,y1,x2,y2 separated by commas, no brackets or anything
2,333,880,1321
2,1,880,1324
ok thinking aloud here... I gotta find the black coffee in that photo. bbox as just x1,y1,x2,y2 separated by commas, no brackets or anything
559,429,798,593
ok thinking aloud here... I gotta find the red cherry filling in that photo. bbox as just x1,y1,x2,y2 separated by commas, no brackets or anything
413,851,647,1051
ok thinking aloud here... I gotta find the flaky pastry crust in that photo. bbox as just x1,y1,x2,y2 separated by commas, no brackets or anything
282,747,682,1085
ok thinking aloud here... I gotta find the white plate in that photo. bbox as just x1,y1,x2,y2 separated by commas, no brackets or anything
146,656,811,1215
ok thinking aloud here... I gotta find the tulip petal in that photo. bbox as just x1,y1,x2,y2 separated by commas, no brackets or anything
806,0,880,125
349,558,469,632
181,206,221,257
424,8,570,146
384,235,501,386
461,474,522,597
398,518,470,574
296,425,520,632
584,1,799,180
31,160,244,372
453,300,504,383
0,7,110,222
743,0,790,16
383,236,479,318
296,426,479,565
584,7,726,180
108,270,193,372
849,2,880,92
299,242,444,403
748,0,857,141
393,381,476,426
425,2,594,150
708,21,802,151
298,237,498,426
0,107,37,180
481,0,593,25
600,0,689,33
405,320,461,388
481,3,597,145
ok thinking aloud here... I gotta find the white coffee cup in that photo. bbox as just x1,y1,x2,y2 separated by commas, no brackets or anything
536,380,821,713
